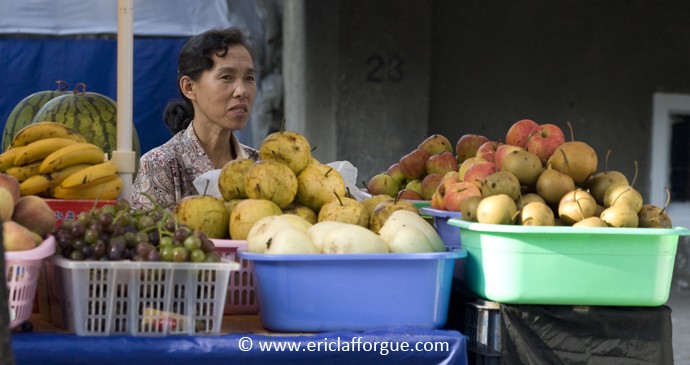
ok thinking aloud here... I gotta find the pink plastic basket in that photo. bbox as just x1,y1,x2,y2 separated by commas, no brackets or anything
211,239,259,315
4,235,56,329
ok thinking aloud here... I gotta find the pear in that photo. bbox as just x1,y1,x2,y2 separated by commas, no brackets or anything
258,131,312,175
224,198,245,218
418,134,453,156
573,216,608,228
369,198,419,233
12,195,56,238
245,160,298,209
218,159,254,201
384,226,435,253
600,204,639,228
317,193,369,228
516,193,546,210
175,195,230,239
308,221,348,252
603,183,643,213
557,189,597,225
265,226,320,254
378,210,445,252
500,149,544,187
480,171,521,200
296,162,347,212
586,170,629,205
476,194,518,225
520,201,555,226
282,203,318,224
536,168,576,205
3,220,42,252
460,195,483,222
361,194,394,217
247,214,313,253
321,223,389,254
229,198,282,240
638,204,673,228
547,141,598,186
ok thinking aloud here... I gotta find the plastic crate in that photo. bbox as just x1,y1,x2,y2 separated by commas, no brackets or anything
464,299,501,356
4,235,56,329
211,239,259,315
45,199,116,227
239,249,466,332
448,218,690,306
48,256,238,336
420,208,462,249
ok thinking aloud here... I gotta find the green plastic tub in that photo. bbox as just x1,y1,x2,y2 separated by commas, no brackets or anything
447,218,690,306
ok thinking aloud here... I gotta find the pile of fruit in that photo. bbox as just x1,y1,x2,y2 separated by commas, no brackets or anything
1,173,55,252
173,131,445,253
0,122,122,200
53,198,221,263
383,119,672,228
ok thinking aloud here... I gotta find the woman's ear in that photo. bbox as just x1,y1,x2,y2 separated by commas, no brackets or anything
180,76,195,100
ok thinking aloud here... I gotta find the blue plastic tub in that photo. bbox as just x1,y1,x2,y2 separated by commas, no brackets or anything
420,208,462,249
239,249,466,332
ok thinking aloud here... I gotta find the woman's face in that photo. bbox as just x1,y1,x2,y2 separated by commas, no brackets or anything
184,44,257,131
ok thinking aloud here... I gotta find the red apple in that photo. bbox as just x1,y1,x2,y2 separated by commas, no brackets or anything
494,144,524,171
443,181,482,212
418,134,453,156
456,134,490,163
458,157,477,181
463,160,497,188
398,189,424,200
475,141,503,164
421,173,444,200
386,163,406,188
399,148,431,180
426,151,459,175
525,123,565,164
366,173,399,198
405,179,423,196
506,119,539,147
430,190,446,210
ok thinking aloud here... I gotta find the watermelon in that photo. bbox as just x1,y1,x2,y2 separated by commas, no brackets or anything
31,83,141,162
2,80,70,151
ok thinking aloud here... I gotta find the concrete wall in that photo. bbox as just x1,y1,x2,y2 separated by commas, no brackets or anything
285,0,690,199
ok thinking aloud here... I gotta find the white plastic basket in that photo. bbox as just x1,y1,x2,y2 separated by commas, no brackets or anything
211,239,259,314
4,235,56,329
49,256,238,336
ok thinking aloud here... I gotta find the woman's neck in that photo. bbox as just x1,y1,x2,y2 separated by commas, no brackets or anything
192,121,236,168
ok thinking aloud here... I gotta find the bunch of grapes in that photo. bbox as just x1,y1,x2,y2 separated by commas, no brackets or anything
53,199,221,263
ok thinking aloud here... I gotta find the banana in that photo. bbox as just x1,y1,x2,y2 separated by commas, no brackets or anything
59,160,119,189
0,146,24,171
13,137,82,166
16,163,92,196
53,175,123,200
46,164,93,188
11,121,86,148
5,161,42,182
19,174,51,196
39,143,106,173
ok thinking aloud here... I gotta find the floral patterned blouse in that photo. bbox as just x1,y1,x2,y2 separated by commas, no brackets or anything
131,122,258,210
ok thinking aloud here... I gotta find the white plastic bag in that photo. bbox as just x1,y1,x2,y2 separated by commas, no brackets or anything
193,169,222,198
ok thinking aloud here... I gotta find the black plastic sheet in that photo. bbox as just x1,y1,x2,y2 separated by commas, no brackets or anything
500,304,673,365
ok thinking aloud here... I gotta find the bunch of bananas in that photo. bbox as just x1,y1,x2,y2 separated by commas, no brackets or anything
0,122,123,200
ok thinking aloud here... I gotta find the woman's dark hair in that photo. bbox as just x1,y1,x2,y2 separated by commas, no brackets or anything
163,27,256,134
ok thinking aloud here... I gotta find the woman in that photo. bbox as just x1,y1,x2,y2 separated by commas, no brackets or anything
132,27,259,210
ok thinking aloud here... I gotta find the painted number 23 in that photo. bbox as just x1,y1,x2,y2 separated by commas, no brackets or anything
366,55,403,83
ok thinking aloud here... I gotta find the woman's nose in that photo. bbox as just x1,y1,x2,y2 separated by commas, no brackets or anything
233,82,248,99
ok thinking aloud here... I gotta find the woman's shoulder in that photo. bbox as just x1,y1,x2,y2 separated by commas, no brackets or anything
239,143,260,160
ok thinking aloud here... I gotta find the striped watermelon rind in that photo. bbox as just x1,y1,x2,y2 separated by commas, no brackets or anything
2,83,69,152
31,89,141,162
